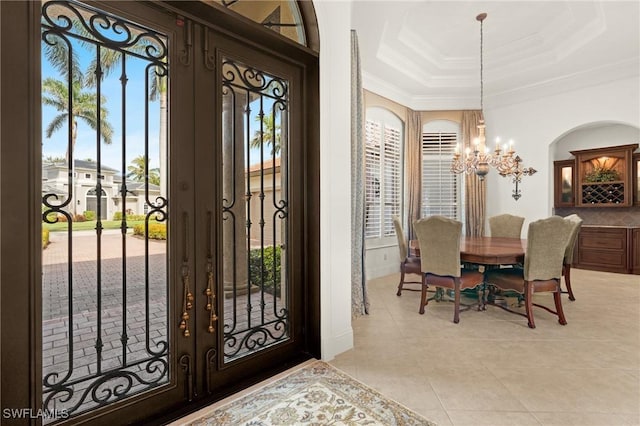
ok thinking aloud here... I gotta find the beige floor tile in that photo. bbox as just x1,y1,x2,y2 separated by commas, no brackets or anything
493,367,639,413
447,410,542,425
532,411,640,426
329,269,640,426
426,367,528,411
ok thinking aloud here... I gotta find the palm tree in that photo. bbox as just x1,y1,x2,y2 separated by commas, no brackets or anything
86,45,168,196
250,111,281,155
42,77,114,162
127,155,160,186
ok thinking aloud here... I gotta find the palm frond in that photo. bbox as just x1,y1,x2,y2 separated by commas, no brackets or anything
42,36,83,83
45,114,68,139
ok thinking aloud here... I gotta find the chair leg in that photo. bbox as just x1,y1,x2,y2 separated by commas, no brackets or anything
396,263,405,296
564,264,575,301
419,274,428,315
524,282,536,329
554,288,568,325
453,279,460,324
476,286,484,311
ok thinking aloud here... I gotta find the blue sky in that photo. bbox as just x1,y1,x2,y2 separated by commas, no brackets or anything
41,36,162,173
41,33,281,175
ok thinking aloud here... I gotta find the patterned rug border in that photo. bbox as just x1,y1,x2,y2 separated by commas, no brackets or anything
182,359,436,425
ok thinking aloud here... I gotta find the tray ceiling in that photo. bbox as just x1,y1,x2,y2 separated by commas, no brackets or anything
351,1,640,110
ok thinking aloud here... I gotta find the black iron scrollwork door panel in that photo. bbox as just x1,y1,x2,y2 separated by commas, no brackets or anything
40,1,310,424
193,25,308,393
40,1,193,423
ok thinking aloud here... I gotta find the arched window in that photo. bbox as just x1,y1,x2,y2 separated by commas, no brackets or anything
209,1,318,50
365,107,404,240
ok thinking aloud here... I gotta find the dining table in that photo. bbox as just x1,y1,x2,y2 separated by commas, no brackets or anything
410,236,526,266
410,236,526,306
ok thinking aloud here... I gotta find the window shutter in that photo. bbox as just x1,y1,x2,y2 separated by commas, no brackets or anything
421,132,460,220
383,126,401,236
365,119,402,239
365,120,382,238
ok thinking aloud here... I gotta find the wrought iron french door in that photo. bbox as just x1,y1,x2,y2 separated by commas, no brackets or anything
38,1,315,424
193,24,308,392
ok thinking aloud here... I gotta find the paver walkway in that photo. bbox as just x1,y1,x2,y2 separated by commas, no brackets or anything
42,229,286,418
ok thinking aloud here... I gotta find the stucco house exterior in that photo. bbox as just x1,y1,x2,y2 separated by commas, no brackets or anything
42,159,160,220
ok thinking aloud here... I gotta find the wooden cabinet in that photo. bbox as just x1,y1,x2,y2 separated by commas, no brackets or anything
632,228,640,275
554,159,575,207
569,144,638,207
573,226,640,274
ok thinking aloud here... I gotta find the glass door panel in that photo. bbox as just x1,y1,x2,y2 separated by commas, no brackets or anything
220,57,290,363
41,0,170,419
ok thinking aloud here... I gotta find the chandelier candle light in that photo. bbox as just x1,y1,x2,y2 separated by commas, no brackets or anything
450,13,537,199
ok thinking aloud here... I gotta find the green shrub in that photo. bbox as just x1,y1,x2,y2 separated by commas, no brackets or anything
42,228,50,249
41,205,58,223
42,211,58,222
83,210,96,221
133,223,166,240
114,211,157,222
249,245,282,295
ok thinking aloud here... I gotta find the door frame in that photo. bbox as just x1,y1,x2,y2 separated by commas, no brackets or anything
0,0,320,424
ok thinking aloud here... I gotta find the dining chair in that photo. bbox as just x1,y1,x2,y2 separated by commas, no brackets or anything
392,216,421,296
562,214,583,301
489,214,525,238
484,216,573,328
413,216,484,323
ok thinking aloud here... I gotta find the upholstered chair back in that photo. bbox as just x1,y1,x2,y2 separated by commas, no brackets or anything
393,216,408,260
563,214,583,264
524,216,573,282
489,214,525,238
413,216,461,277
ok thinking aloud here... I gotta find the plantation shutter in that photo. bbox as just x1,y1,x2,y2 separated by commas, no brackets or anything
382,126,401,236
422,132,460,220
365,119,402,239
365,120,382,238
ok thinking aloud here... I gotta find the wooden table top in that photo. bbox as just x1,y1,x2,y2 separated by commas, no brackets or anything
411,236,526,266
460,237,525,265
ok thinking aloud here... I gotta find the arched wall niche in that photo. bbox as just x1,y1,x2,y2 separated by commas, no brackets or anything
550,120,640,226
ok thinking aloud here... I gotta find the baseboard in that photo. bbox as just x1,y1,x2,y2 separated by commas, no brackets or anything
320,327,353,361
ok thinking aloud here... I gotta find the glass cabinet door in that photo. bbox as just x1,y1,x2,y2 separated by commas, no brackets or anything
554,159,575,207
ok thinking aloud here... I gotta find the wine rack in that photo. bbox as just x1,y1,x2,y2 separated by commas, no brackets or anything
569,144,638,207
581,182,625,204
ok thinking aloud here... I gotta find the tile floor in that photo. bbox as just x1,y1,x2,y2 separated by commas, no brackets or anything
329,269,640,426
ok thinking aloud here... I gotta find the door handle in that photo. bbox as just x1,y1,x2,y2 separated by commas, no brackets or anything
204,210,218,333
179,212,193,337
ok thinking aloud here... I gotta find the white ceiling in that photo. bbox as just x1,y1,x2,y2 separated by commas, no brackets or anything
351,1,640,110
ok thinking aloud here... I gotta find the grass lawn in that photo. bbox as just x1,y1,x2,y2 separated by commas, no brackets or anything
43,220,151,232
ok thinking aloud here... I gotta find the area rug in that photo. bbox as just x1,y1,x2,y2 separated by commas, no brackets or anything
181,360,436,425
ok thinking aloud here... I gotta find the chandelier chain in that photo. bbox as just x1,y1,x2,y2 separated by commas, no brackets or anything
480,18,484,112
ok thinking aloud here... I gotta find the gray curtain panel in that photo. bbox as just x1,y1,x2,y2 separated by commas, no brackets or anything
350,30,369,317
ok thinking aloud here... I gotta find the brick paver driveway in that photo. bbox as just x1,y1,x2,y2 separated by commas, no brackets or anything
41,229,286,417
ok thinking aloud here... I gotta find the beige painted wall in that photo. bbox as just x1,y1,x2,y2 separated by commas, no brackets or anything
421,110,462,125
364,90,408,122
